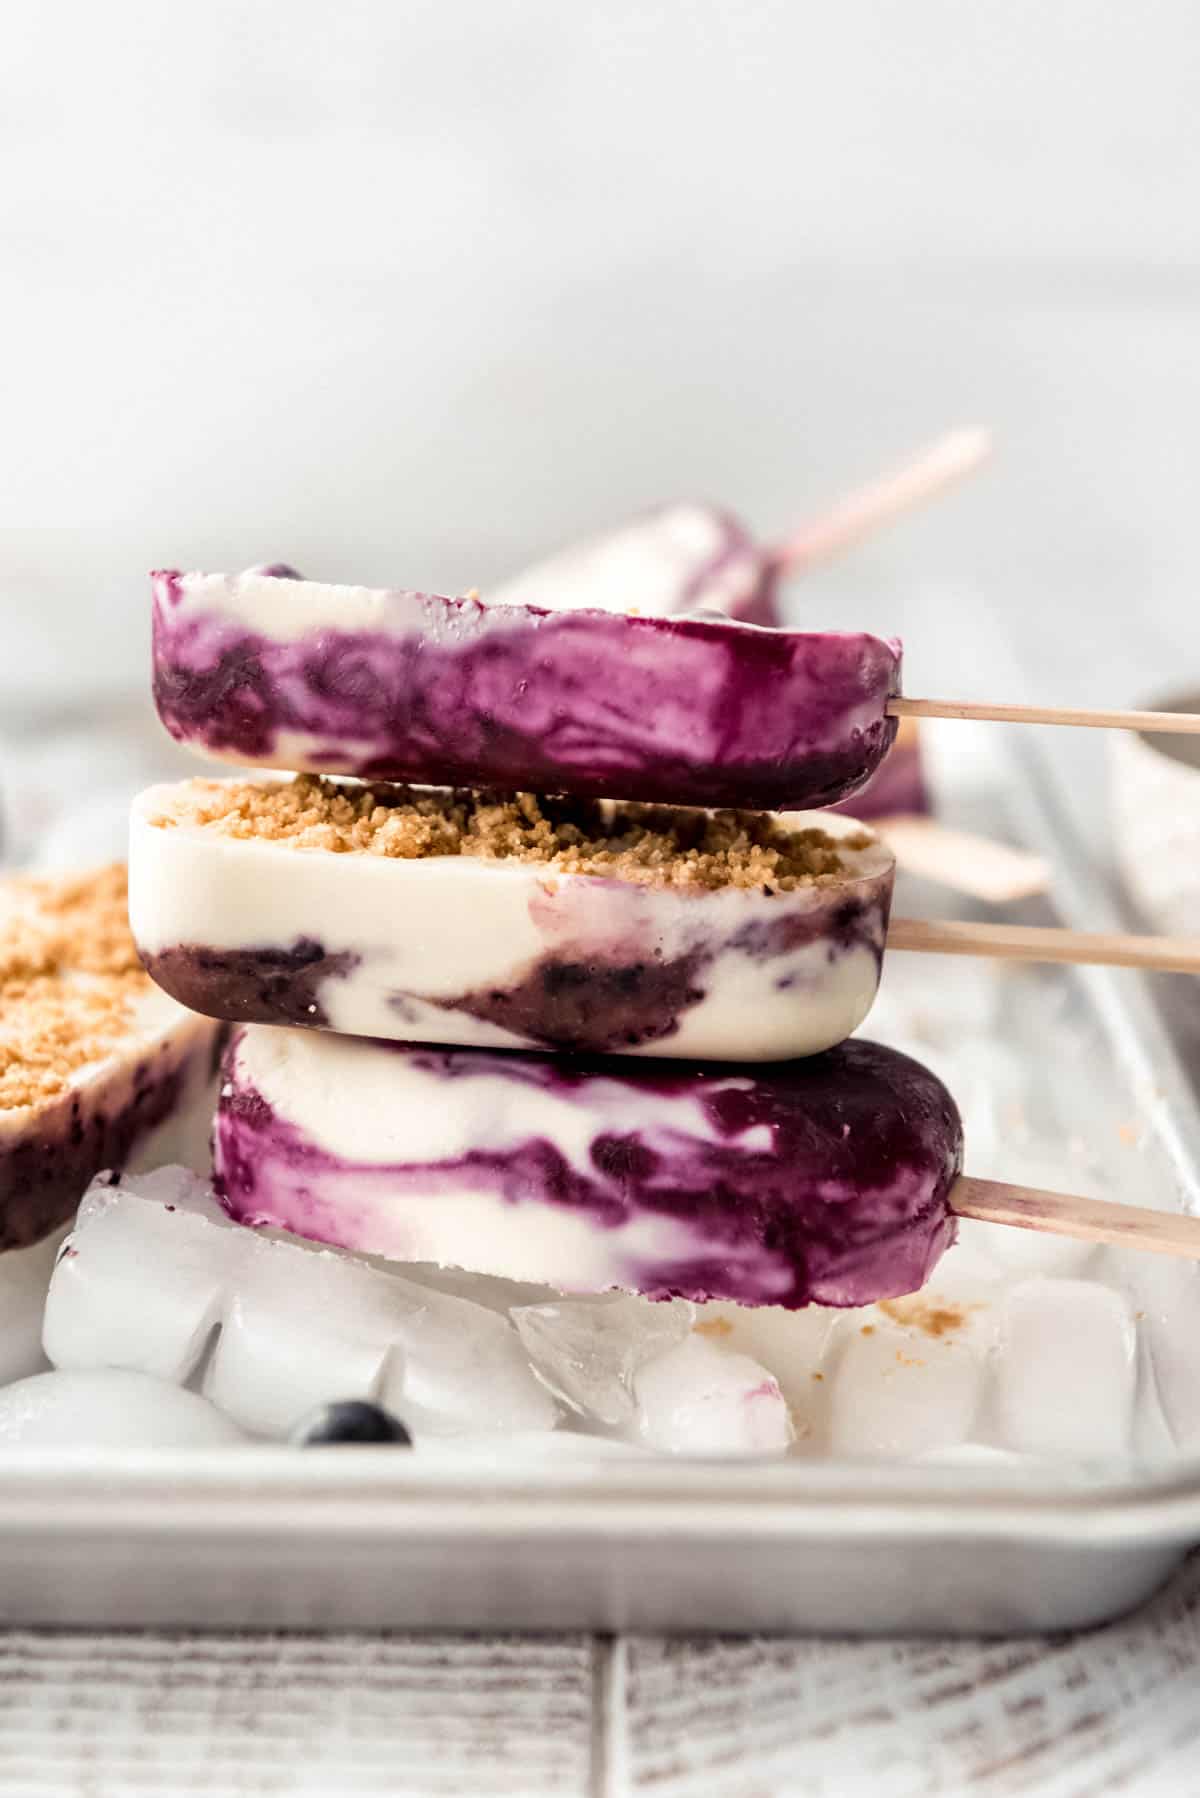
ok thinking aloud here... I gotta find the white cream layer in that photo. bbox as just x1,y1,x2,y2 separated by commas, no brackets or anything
131,784,892,1060
155,571,546,648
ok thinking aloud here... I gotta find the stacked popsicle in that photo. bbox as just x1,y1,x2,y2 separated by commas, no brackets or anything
131,562,966,1314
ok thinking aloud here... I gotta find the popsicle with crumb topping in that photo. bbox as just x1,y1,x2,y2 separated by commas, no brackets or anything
0,866,221,1246
130,775,894,1062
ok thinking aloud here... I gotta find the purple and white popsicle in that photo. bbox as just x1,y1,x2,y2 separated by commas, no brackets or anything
486,502,777,625
151,569,901,812
130,779,894,1062
213,1030,962,1310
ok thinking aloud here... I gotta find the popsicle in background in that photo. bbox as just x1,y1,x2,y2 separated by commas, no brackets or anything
488,430,992,819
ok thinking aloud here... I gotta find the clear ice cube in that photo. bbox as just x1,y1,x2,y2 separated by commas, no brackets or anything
632,1333,794,1456
203,1245,397,1438
828,1305,987,1459
399,1262,561,1314
994,1278,1137,1460
44,1168,240,1384
1122,1254,1200,1453
689,1301,837,1425
43,1169,558,1441
373,1277,559,1439
511,1293,693,1426
0,1369,247,1447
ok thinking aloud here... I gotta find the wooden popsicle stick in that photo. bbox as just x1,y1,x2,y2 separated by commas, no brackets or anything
889,697,1200,736
952,1176,1200,1261
880,815,1050,904
887,917,1200,975
769,428,992,575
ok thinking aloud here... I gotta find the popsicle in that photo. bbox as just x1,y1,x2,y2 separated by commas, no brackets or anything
487,430,993,630
488,502,775,624
151,569,901,811
490,506,928,818
0,866,221,1247
213,1029,962,1310
131,777,894,1061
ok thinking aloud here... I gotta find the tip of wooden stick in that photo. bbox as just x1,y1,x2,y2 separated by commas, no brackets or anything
935,426,993,472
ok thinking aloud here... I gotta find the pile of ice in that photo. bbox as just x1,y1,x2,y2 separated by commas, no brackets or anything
0,951,1192,1463
0,1155,1163,1463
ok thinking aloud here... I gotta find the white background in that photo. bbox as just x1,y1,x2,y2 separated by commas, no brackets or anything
2,0,1198,714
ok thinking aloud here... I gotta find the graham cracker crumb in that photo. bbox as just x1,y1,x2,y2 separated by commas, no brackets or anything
0,866,152,1113
151,775,877,894
878,1296,975,1339
693,1317,734,1339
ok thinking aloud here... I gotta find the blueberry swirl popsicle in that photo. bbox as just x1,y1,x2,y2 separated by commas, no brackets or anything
151,569,900,811
130,777,894,1061
214,1031,961,1310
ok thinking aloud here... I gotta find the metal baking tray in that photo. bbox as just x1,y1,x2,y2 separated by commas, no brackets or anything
4,728,1200,1636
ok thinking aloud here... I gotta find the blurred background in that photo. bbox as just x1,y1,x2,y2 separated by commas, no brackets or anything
2,1,1197,741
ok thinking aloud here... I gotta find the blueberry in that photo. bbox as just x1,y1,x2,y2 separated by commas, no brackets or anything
248,562,304,580
292,1400,412,1447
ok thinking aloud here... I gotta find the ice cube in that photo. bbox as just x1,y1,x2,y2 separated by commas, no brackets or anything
0,1228,67,1387
398,1262,561,1314
1123,1254,1200,1454
512,1294,693,1427
376,1281,559,1439
688,1301,837,1429
44,1169,240,1383
828,1304,987,1459
203,1244,397,1437
0,1369,247,1447
212,1233,556,1439
631,1334,793,1457
994,1278,1136,1459
43,1167,557,1441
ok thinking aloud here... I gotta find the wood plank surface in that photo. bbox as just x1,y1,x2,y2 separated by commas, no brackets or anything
0,1559,1198,1795
623,1555,1200,1796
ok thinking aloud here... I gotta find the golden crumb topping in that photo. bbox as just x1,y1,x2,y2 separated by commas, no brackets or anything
151,775,877,894
0,865,151,1114
878,1296,975,1339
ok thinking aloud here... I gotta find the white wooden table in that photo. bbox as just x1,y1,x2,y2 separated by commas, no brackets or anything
2,1554,1198,1796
